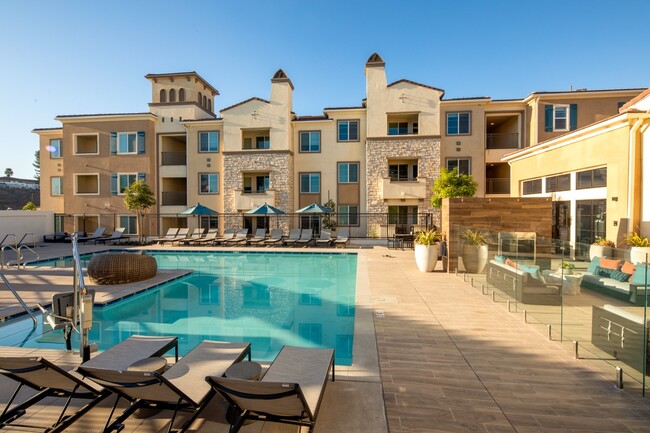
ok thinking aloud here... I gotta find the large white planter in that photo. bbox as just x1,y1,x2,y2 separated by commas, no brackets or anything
415,243,438,272
630,246,650,264
589,245,612,260
462,244,488,274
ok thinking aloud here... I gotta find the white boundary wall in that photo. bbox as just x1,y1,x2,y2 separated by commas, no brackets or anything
0,210,54,245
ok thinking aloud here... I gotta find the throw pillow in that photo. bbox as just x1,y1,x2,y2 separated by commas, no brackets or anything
609,269,632,282
631,263,649,285
599,258,621,270
505,259,518,269
621,261,636,275
587,257,600,274
596,266,614,278
518,263,541,280
494,254,506,264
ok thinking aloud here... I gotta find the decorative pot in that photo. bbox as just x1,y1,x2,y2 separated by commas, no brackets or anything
462,244,488,274
630,246,650,264
414,243,438,272
589,245,612,260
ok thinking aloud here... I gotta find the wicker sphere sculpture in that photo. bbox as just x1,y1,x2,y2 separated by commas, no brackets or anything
87,253,157,285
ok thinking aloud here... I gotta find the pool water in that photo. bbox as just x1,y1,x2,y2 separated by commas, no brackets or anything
6,251,358,365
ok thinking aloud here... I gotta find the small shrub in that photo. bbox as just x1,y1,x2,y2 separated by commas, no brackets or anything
624,232,649,247
414,230,442,245
460,228,488,246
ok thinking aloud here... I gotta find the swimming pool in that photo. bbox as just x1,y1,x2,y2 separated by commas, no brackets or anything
5,251,358,365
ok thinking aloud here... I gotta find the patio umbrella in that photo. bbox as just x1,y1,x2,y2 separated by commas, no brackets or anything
295,203,332,214
179,203,218,231
246,203,285,229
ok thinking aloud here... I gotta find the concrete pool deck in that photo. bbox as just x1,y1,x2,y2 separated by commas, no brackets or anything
0,243,650,432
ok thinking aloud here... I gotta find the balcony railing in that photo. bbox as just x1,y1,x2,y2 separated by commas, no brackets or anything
486,133,519,149
161,152,187,166
381,177,427,200
485,178,510,194
161,191,187,206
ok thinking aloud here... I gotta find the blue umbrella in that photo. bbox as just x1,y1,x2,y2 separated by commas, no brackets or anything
179,203,218,215
246,203,285,215
296,203,332,213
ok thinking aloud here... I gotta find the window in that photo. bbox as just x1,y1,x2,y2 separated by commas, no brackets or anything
118,173,137,194
179,88,185,102
388,206,418,225
337,120,359,141
338,205,359,226
388,122,408,135
75,174,99,195
199,131,219,152
49,139,62,158
169,89,176,103
299,323,322,345
546,174,570,192
198,92,202,105
199,284,220,305
118,133,137,154
160,89,167,103
338,162,359,183
545,104,577,132
74,134,99,155
200,215,219,229
243,174,269,193
447,158,470,175
522,179,542,195
51,177,63,196
389,163,417,181
255,136,270,149
447,112,470,135
300,173,320,193
576,168,606,189
199,173,219,194
299,131,321,152
119,215,137,235
110,131,145,155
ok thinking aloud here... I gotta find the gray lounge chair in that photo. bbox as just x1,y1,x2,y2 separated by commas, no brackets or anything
77,227,107,244
247,228,267,246
154,228,180,244
160,227,192,245
206,345,334,433
213,229,236,245
224,228,249,246
262,228,284,246
95,227,128,244
295,229,313,247
179,227,207,245
78,340,250,433
334,228,350,248
192,228,219,245
0,335,178,433
315,230,333,247
282,229,302,246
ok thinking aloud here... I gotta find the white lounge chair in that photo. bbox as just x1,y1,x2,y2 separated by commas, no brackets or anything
206,345,334,433
262,229,284,246
179,227,207,245
160,227,192,245
78,340,250,433
153,228,180,244
213,229,236,245
295,229,313,247
334,228,350,248
192,228,219,245
224,228,249,246
247,228,267,246
315,230,333,247
95,227,128,244
282,229,302,246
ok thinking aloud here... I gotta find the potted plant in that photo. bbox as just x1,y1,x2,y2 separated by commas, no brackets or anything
460,228,489,273
589,237,615,260
560,262,576,275
625,232,650,264
414,229,442,272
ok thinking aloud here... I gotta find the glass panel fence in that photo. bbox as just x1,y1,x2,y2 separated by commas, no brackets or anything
456,225,649,395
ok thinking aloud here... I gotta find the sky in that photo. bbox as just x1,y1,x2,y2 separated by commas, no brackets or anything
1,0,649,179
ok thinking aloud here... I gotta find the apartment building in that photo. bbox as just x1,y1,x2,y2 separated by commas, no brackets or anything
34,53,644,238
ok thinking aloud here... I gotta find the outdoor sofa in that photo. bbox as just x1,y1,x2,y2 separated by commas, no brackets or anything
581,256,648,305
486,257,561,305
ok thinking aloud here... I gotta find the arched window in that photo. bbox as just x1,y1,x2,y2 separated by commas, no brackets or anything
169,88,176,103
198,92,203,105
208,99,212,112
160,89,167,103
179,88,185,102
203,95,207,107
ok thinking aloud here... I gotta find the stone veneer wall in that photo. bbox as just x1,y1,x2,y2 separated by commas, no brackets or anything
441,197,553,273
222,152,294,231
366,136,441,233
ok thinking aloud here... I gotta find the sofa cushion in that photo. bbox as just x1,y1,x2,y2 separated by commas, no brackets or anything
599,258,621,270
595,266,615,278
587,257,600,273
494,254,506,264
631,263,649,286
505,258,517,269
609,269,632,283
518,263,541,280
621,261,636,276
582,272,631,292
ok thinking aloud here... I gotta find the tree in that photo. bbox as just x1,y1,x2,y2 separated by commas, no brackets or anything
4,168,13,177
33,151,40,181
322,198,337,230
123,180,156,243
22,201,37,210
430,167,478,208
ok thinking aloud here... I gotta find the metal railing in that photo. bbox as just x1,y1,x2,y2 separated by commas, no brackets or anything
161,151,187,166
18,232,35,248
486,132,519,149
16,245,39,268
0,272,37,327
485,178,510,194
161,191,187,206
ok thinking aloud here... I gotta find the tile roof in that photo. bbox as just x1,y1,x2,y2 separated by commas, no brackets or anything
293,115,330,122
144,71,219,95
55,112,155,118
387,79,444,93
618,87,650,112
323,106,366,111
366,53,385,66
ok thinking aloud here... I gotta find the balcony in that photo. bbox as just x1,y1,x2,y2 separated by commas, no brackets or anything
235,190,276,211
485,178,510,195
486,132,519,149
161,152,187,166
161,191,187,206
381,178,427,200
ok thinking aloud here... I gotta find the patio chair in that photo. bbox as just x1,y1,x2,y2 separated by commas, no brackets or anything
282,229,302,246
179,227,207,246
295,229,314,247
206,345,334,433
153,228,180,244
77,340,251,433
262,228,284,246
160,228,192,245
247,228,267,246
43,231,66,243
315,230,333,247
334,228,350,248
213,229,236,245
224,228,249,246
0,335,178,433
95,227,128,245
77,227,107,244
191,228,219,245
